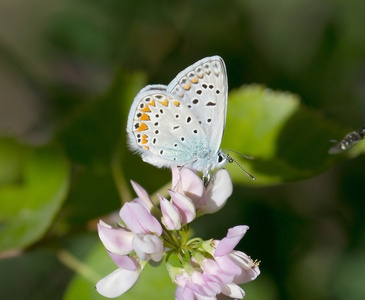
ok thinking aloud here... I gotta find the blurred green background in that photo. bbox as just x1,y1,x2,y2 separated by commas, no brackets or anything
1,0,365,299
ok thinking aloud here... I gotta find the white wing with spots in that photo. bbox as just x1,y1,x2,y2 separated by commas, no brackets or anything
167,56,228,154
127,85,210,169
126,56,229,175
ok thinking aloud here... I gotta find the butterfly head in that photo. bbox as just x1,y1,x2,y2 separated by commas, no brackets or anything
200,149,255,181
223,150,256,181
216,149,229,168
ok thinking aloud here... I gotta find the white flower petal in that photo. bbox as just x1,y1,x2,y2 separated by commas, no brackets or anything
133,233,164,262
172,167,204,204
229,251,261,284
194,293,216,300
221,282,245,299
96,268,141,298
179,168,204,202
200,169,232,214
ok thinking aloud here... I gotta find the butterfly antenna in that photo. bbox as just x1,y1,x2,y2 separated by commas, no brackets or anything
224,148,255,160
226,153,256,181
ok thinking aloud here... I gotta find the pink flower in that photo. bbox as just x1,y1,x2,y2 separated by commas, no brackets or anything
229,251,260,284
159,194,184,230
171,167,233,215
96,167,259,299
168,190,196,225
97,220,134,255
120,202,162,235
214,225,249,257
130,180,154,211
175,270,221,299
173,225,260,300
96,187,164,298
199,168,233,214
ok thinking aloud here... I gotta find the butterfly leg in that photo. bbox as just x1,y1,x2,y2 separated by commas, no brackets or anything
202,172,211,186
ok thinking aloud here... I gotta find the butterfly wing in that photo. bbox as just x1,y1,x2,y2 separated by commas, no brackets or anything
167,56,228,154
127,85,210,169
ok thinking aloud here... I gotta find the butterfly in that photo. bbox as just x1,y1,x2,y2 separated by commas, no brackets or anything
328,126,365,154
127,56,254,180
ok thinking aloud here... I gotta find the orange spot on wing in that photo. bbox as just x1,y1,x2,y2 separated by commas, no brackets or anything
140,99,156,112
159,98,169,107
183,83,191,90
141,134,148,144
137,123,148,131
139,113,150,121
173,100,180,107
191,77,198,84
140,105,151,112
143,146,149,150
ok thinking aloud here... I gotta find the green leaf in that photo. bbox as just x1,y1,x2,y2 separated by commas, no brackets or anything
64,166,122,226
64,242,175,300
0,138,70,252
222,84,347,184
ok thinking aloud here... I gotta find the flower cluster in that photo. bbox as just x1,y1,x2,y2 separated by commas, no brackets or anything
96,167,260,299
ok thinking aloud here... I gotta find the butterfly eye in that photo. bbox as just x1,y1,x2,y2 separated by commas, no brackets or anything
218,154,225,163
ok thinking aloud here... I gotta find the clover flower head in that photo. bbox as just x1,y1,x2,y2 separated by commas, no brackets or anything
96,167,259,299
